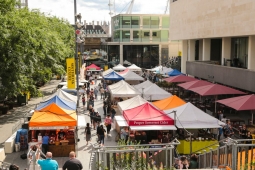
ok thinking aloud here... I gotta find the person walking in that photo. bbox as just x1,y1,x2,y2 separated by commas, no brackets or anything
89,94,94,107
103,99,107,116
104,115,112,135
110,105,116,121
82,94,86,109
98,125,106,146
100,87,105,100
62,151,83,170
37,152,58,170
85,123,91,145
42,133,49,155
94,76,97,85
94,87,98,100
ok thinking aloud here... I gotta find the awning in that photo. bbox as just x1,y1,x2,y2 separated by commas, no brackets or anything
115,115,128,127
130,125,176,131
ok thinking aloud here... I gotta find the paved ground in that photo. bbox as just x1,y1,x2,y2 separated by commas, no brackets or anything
0,79,117,169
0,78,253,169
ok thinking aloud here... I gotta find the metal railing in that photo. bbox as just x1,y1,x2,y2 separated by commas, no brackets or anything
92,139,180,170
196,138,255,170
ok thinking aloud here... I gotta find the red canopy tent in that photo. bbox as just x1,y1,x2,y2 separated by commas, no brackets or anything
178,80,212,90
86,64,101,70
189,84,246,112
189,84,246,96
217,94,255,124
164,75,197,83
123,103,176,130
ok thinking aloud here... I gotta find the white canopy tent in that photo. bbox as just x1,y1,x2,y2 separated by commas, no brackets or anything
117,95,147,113
102,68,114,76
44,89,77,103
137,83,172,101
133,80,153,90
123,60,132,66
160,67,173,75
164,102,225,129
127,64,142,72
113,64,126,71
118,69,144,81
110,81,141,98
108,80,127,91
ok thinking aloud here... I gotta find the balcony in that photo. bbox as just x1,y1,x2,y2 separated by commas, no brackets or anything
186,61,255,92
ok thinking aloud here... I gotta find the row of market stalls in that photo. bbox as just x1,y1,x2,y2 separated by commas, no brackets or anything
27,90,82,157
103,76,224,154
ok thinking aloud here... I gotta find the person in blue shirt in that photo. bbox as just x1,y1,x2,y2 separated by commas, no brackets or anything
37,151,58,170
42,133,49,154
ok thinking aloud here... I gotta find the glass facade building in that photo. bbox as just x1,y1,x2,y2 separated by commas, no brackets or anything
112,14,170,43
102,14,181,69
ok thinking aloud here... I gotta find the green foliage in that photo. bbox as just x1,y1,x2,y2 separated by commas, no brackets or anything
0,2,75,98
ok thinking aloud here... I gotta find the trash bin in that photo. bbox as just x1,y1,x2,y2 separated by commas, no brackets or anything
17,94,27,106
15,142,20,152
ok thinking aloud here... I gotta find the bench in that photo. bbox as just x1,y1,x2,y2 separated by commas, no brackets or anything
4,132,17,153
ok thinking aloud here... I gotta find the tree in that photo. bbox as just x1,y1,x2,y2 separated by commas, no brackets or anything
0,2,75,98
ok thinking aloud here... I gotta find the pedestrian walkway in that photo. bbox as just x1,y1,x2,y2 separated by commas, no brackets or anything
0,79,118,170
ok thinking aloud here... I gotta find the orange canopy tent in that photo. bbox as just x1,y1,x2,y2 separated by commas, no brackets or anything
152,95,186,110
29,103,77,129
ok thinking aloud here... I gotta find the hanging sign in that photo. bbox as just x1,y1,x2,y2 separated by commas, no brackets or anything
66,58,76,89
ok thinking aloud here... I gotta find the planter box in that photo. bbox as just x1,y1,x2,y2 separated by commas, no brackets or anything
0,106,9,114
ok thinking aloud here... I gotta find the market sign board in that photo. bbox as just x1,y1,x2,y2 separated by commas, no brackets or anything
128,120,173,126
66,58,75,89
29,126,75,130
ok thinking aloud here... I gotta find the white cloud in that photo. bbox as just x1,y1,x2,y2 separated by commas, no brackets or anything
28,0,169,24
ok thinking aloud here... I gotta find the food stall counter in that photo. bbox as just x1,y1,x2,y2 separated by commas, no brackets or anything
177,140,219,154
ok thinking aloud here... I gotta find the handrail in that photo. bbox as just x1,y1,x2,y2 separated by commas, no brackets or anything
192,137,237,154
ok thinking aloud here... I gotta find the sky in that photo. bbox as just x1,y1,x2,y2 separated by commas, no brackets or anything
28,0,169,24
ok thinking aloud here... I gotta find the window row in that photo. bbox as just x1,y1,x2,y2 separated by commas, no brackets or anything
113,30,169,42
113,16,169,29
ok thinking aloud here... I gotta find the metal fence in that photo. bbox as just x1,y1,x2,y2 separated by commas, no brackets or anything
196,138,255,170
92,139,180,170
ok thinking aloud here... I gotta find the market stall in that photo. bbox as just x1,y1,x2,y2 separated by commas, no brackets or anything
164,102,224,154
44,89,77,103
29,103,77,157
113,64,126,71
127,64,142,72
118,69,144,84
135,83,172,101
117,95,147,113
103,71,125,81
109,81,141,98
36,96,76,111
152,95,186,110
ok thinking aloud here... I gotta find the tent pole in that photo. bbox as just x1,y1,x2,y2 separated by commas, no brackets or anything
215,95,217,114
251,111,254,125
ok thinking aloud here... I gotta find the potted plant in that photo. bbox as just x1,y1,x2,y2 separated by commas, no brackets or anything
0,105,9,114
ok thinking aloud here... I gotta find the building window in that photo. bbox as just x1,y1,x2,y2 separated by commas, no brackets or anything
162,16,170,28
113,30,120,42
142,30,150,42
121,16,131,28
131,16,139,28
121,30,130,42
150,16,159,28
133,30,141,42
152,31,160,42
231,37,248,68
143,16,150,28
160,30,169,42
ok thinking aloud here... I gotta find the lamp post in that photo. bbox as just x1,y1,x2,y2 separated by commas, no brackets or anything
74,0,80,108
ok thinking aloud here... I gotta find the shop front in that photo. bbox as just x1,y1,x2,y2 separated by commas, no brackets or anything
28,103,77,157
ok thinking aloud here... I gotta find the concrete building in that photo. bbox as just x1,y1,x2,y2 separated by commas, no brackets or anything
102,14,181,69
170,0,255,92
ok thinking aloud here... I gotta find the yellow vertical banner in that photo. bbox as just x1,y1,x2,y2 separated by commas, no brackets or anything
104,65,108,71
178,51,182,56
66,58,75,89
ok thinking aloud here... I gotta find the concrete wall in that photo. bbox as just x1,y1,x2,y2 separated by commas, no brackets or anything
186,61,255,92
170,0,255,40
